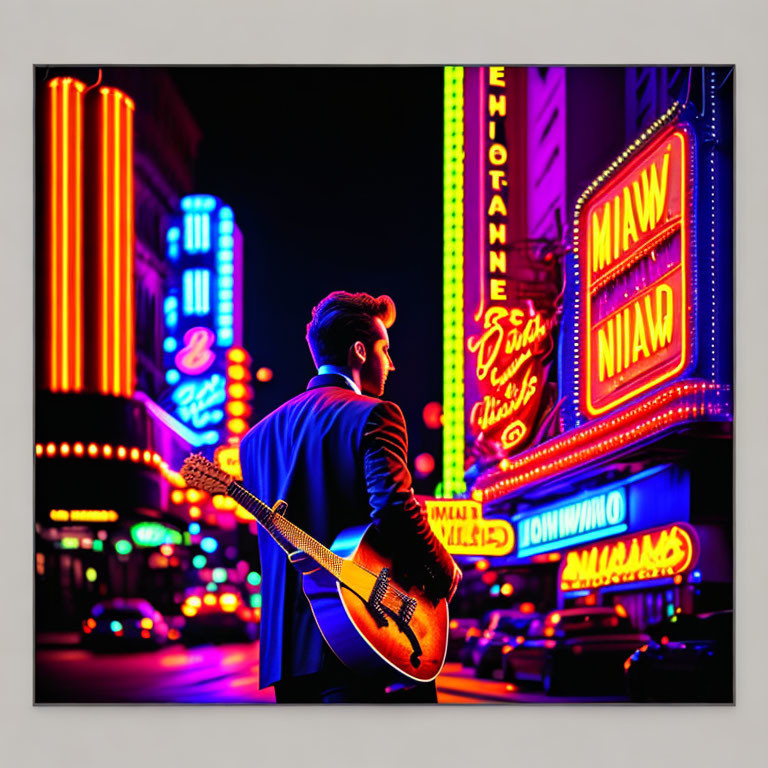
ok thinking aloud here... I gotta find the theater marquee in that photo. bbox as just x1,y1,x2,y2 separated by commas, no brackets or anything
559,522,699,592
577,123,694,416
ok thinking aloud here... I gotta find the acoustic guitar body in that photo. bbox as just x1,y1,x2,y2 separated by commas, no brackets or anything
297,524,449,685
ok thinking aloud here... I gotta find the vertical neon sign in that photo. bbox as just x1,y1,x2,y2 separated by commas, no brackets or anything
46,77,85,392
162,195,244,451
443,66,466,497
93,86,135,397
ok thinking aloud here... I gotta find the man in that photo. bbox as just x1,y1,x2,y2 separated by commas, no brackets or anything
239,291,461,703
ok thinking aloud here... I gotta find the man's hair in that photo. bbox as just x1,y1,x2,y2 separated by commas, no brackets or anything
306,291,396,367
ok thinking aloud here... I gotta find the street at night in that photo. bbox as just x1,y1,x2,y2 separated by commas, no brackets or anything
37,638,626,704
34,63,733,707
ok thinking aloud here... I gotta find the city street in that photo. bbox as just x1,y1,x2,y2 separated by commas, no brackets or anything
36,638,626,704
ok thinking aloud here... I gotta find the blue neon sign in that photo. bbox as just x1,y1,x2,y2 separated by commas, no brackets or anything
162,195,242,454
515,487,627,557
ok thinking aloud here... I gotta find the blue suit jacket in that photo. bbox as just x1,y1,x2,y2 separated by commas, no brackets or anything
239,373,456,689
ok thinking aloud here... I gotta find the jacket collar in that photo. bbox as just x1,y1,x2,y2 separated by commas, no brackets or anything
306,372,360,393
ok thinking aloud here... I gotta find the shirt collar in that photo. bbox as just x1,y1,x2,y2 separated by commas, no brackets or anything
317,365,361,395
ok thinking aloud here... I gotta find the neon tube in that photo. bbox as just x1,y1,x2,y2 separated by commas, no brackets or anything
443,66,466,497
113,90,121,395
50,79,59,391
125,97,135,396
100,87,109,393
74,81,83,390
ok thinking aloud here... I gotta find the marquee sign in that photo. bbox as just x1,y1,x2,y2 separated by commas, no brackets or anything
465,67,556,453
559,522,698,592
577,123,694,416
424,498,515,556
515,487,627,557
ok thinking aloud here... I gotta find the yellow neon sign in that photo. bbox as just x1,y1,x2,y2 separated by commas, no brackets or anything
579,125,691,416
559,523,698,591
215,443,243,481
49,509,119,522
424,498,514,556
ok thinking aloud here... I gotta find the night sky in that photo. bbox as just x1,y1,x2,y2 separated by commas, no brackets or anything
168,67,446,490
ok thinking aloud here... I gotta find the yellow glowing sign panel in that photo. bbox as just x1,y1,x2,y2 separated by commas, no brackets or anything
579,126,692,416
215,443,243,481
559,522,698,591
49,509,119,522
424,498,514,556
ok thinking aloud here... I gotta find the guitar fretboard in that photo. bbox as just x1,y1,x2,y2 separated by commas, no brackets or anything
228,482,344,579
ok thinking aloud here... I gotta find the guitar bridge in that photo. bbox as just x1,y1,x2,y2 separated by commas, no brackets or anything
368,567,391,627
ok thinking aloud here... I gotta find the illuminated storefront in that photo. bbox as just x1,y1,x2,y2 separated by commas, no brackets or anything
442,67,732,628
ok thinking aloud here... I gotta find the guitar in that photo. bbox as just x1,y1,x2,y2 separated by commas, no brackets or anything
180,453,449,684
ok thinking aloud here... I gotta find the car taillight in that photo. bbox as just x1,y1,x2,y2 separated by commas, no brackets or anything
501,644,513,655
219,593,238,612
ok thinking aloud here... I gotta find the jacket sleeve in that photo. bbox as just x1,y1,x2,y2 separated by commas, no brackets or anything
362,400,462,601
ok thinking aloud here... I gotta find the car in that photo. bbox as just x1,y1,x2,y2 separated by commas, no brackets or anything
446,618,481,662
81,598,170,650
472,611,541,678
459,608,537,669
502,606,650,695
624,610,732,702
180,587,259,645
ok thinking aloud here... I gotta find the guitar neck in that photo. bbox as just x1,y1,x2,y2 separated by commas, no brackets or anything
227,482,344,580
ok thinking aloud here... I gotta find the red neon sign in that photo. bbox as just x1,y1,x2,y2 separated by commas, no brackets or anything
466,67,554,452
559,522,699,592
579,125,692,416
46,78,85,392
94,87,136,397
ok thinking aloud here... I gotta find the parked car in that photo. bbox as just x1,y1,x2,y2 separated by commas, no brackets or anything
472,611,541,678
502,606,650,695
460,609,534,668
81,598,170,650
180,587,259,645
447,618,481,662
624,610,732,702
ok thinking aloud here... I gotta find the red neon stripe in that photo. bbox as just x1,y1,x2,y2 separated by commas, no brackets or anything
74,83,83,390
100,89,110,394
62,80,70,391
113,90,121,395
49,80,59,391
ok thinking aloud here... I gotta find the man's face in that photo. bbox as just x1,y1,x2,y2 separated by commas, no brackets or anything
360,317,395,397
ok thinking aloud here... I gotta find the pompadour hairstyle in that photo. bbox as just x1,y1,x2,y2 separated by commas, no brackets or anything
306,291,396,367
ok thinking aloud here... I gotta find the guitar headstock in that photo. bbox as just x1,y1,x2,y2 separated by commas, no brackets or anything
180,453,233,496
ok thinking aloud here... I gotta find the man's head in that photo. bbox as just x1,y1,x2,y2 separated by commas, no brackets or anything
306,291,396,396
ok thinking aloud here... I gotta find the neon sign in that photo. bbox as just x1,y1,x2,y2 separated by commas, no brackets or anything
130,522,183,548
578,124,692,416
45,77,85,393
516,487,627,557
170,373,226,429
424,498,514,556
559,523,698,592
465,67,556,454
94,86,136,397
175,327,216,375
162,195,244,452
49,509,119,522
442,65,466,497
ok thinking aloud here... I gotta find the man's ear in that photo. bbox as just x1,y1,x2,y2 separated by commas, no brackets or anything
349,341,366,367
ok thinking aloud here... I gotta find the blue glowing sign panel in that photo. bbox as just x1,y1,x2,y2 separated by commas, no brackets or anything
515,487,628,557
162,195,244,453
